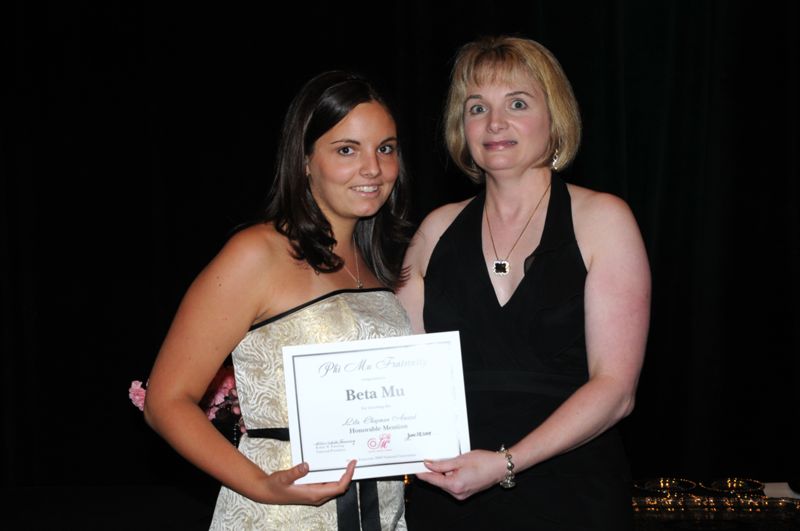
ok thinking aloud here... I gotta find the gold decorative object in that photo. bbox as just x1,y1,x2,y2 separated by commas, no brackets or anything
700,477,765,496
632,476,800,520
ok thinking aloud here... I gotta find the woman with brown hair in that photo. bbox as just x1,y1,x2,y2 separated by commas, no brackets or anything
145,70,412,530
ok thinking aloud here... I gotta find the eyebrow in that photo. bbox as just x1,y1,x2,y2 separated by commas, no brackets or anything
330,136,398,145
465,90,535,101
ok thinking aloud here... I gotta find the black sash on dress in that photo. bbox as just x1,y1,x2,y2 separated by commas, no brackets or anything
248,428,381,531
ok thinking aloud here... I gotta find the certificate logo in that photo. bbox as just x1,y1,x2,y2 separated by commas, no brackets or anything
367,433,391,450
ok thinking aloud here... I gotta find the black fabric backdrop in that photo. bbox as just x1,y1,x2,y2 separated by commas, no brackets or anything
3,0,798,508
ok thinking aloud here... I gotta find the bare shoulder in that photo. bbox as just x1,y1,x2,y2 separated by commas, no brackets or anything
566,183,646,268
567,183,634,220
218,223,284,265
190,222,295,323
568,184,640,234
416,197,474,246
406,197,475,274
197,222,290,296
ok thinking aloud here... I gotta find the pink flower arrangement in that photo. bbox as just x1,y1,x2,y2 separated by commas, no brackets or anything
129,380,147,411
200,365,241,421
129,364,244,438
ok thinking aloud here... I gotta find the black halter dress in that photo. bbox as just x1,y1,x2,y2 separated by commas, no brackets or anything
405,176,632,531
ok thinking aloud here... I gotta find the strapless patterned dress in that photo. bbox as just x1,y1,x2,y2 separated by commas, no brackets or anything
210,288,410,530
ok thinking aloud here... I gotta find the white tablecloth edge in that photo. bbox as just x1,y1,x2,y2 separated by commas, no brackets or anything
764,482,800,499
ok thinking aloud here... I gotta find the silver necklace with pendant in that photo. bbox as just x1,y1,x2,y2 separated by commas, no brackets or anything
342,235,364,288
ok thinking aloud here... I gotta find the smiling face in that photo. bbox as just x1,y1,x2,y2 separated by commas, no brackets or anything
463,73,552,178
306,101,399,227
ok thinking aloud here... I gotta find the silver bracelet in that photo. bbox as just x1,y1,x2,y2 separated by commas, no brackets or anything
498,444,516,489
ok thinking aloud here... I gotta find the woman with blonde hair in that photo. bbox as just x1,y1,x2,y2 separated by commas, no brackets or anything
398,35,650,529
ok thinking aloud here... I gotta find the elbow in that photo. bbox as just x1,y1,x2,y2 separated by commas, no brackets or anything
618,392,636,421
142,391,166,431
594,375,637,423
142,397,157,429
142,388,199,435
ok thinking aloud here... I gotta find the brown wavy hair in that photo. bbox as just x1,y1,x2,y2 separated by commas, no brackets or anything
263,71,411,288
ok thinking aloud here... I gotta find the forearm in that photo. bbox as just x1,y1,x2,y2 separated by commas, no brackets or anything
144,397,270,502
509,376,634,473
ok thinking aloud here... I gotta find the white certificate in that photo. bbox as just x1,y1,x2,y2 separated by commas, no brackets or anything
282,331,470,484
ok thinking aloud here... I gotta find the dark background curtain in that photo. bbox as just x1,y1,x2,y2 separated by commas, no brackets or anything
3,0,798,523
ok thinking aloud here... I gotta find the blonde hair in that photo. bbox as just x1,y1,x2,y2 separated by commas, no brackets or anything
444,35,581,182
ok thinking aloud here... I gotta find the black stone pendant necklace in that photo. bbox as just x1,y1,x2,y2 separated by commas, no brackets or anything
485,181,550,276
